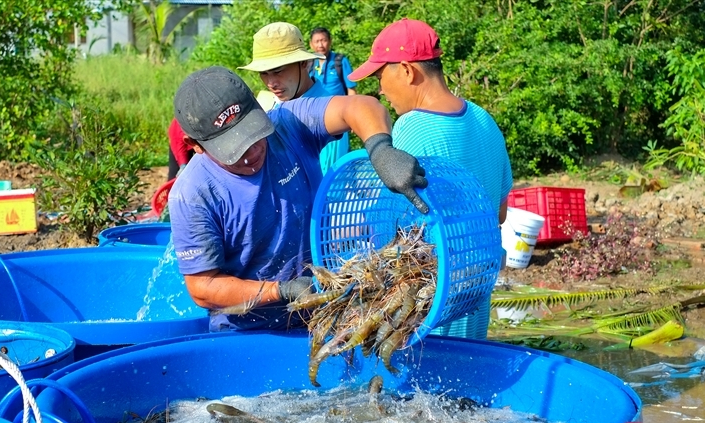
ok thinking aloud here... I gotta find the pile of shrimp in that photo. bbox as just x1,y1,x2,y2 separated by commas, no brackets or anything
287,224,438,387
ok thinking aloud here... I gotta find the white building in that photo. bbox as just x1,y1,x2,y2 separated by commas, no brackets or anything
73,0,231,57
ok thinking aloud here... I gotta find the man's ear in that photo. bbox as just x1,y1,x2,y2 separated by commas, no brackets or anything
183,135,205,154
399,61,416,83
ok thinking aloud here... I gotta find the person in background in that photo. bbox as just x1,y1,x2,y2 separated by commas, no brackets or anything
347,18,512,224
167,118,193,181
309,27,357,96
239,22,343,176
168,66,428,332
309,27,356,173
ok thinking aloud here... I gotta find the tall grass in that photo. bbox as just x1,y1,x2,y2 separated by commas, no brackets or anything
73,53,196,166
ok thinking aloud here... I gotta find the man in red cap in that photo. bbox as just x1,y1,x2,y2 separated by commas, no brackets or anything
348,18,513,224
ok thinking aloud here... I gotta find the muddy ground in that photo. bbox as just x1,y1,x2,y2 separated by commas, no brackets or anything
2,158,705,336
0,161,168,252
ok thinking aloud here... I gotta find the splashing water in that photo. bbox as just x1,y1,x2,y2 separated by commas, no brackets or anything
162,385,547,423
136,239,187,321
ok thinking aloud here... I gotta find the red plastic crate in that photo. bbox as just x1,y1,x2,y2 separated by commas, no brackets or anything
506,186,587,244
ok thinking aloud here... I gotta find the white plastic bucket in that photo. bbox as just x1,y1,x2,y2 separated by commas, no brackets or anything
501,207,545,269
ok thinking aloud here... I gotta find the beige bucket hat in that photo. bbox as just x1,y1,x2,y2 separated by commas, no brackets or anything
239,22,324,72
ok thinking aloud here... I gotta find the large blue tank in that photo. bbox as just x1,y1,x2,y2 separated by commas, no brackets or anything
0,247,208,359
10,332,641,423
97,223,172,248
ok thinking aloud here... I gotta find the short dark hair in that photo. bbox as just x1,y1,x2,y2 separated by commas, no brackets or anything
310,27,331,41
417,57,444,76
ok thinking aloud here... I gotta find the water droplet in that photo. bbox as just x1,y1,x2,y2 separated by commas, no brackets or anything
244,158,249,164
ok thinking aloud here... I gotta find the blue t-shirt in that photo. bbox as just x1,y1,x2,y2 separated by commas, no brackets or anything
288,76,348,175
392,100,513,212
169,96,334,330
311,52,357,96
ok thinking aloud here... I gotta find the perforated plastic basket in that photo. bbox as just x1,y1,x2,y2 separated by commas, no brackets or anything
430,293,492,340
310,150,503,346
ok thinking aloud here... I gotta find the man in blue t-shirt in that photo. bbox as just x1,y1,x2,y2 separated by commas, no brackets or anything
309,27,357,173
348,18,513,224
309,27,357,96
239,22,345,176
169,66,429,331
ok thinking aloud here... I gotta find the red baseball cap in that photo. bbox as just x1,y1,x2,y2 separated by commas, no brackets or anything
348,18,443,82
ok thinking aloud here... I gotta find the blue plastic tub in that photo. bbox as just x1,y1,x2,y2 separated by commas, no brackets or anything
311,151,503,345
0,247,208,359
97,223,172,247
9,332,641,423
0,322,75,397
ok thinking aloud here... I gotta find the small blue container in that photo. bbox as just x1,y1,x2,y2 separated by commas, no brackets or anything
0,321,75,397
311,151,503,345
97,223,172,247
9,332,642,423
0,247,208,360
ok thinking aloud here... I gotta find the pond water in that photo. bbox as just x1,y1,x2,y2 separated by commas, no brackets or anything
514,335,705,422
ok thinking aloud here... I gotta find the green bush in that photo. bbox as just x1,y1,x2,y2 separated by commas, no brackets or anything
449,1,704,175
645,48,705,174
30,101,148,242
73,53,197,166
0,0,98,160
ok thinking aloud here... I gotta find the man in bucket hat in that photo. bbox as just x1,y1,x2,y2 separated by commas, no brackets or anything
169,65,429,331
239,22,349,176
349,18,512,224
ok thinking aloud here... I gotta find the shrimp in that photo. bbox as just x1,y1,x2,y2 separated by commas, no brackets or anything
378,330,404,375
210,296,259,317
375,321,393,347
286,284,353,312
206,402,267,423
368,374,386,414
310,311,339,358
368,375,383,395
361,336,376,357
309,332,348,387
309,265,347,290
392,284,420,329
332,287,405,355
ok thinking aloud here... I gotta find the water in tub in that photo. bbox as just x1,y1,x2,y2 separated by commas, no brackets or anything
157,384,548,423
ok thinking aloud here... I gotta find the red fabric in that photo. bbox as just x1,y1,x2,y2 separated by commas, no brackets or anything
168,118,193,166
348,18,443,81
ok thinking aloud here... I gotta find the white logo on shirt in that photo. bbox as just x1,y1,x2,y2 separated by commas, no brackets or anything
176,249,203,260
278,165,300,185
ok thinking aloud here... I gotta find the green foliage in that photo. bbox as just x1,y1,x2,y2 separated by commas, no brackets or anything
132,0,202,64
192,0,705,176
72,53,196,166
451,0,703,175
645,48,705,174
30,101,148,242
0,0,99,160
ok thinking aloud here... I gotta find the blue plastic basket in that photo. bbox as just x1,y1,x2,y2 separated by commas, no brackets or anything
430,293,491,339
310,150,503,346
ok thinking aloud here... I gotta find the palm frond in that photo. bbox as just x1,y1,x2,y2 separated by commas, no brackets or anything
595,303,684,335
491,286,671,311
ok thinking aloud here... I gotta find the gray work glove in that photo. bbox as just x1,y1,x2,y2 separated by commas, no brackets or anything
364,133,429,214
278,276,313,303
